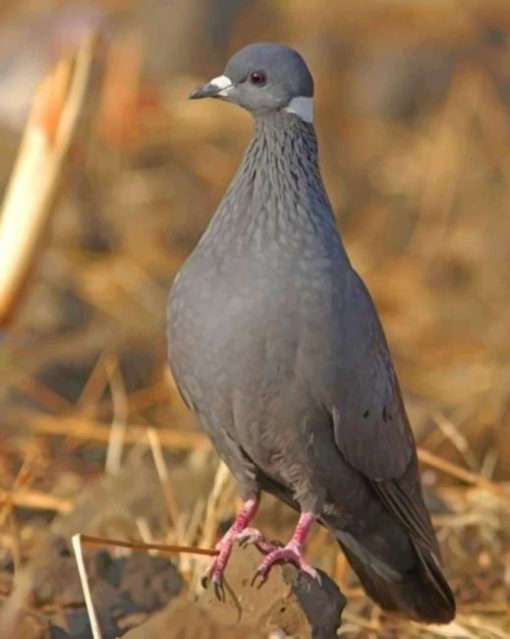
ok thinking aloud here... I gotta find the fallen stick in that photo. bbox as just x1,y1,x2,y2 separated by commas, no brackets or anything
0,35,97,325
0,488,72,513
31,414,209,450
417,447,510,503
78,533,218,557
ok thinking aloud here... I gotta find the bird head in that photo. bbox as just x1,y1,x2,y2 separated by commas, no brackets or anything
189,43,314,123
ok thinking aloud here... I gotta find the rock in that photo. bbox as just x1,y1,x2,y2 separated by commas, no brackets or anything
199,541,345,639
23,531,182,638
124,541,345,639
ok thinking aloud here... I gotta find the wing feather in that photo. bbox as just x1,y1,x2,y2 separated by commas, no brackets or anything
330,272,414,480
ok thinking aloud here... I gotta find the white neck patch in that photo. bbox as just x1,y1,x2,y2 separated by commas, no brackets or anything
284,96,313,123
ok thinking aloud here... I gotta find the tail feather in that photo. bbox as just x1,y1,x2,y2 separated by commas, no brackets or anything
335,529,455,623
257,467,455,623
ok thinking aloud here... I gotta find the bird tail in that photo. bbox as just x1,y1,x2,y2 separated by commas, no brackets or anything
334,528,455,624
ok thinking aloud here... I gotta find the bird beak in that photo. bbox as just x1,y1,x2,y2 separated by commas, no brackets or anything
189,74,234,100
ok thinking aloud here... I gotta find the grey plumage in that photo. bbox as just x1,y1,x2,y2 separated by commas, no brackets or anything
167,43,455,623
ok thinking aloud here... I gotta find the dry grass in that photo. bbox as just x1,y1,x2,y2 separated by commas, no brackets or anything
0,0,510,637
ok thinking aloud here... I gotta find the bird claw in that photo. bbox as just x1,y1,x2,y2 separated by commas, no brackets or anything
204,526,277,594
237,527,281,553
252,541,321,586
200,573,225,601
212,576,225,601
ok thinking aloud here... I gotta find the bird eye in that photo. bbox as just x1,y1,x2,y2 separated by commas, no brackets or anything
249,70,266,86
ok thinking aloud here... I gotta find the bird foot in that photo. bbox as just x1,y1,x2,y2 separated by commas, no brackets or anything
203,531,237,599
237,527,281,554
202,497,260,599
252,540,321,586
205,526,275,597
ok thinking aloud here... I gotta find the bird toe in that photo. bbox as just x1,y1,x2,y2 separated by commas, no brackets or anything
252,541,319,585
236,527,281,553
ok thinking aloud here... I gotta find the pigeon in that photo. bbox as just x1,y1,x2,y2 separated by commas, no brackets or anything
167,43,455,623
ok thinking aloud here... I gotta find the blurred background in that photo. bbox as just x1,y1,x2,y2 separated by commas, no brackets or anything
0,1,509,637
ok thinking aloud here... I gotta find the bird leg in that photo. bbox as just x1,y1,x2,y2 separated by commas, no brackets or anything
252,511,320,584
206,496,269,594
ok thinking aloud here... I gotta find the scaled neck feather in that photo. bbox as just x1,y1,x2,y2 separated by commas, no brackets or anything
200,111,344,256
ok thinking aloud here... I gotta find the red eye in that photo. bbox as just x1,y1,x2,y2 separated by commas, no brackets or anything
249,70,266,86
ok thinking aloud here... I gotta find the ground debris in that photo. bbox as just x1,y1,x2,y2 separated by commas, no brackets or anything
125,541,345,639
3,531,182,638
123,595,266,639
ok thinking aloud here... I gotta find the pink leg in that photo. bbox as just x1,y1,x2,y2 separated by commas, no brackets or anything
253,511,320,584
206,496,261,594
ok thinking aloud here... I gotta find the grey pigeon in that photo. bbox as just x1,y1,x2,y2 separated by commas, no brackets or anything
167,43,455,623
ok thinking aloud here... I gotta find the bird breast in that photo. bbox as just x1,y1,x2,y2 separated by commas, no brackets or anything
167,239,344,400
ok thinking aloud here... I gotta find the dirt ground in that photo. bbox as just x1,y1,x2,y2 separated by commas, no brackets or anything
0,1,510,637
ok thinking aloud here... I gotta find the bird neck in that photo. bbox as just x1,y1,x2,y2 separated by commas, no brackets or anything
250,111,321,178
205,111,347,258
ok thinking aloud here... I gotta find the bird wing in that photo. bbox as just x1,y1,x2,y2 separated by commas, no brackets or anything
370,468,440,552
330,271,414,481
328,272,440,550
